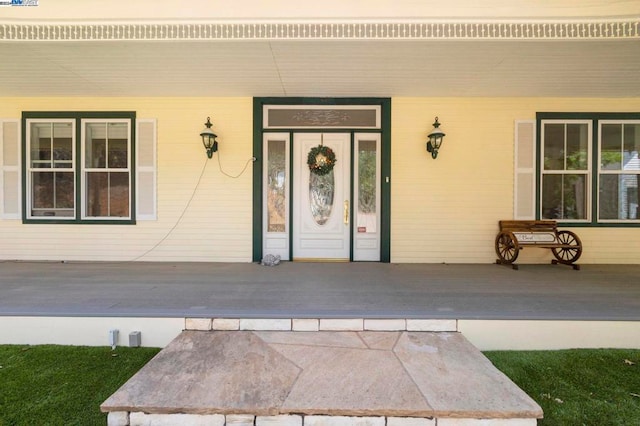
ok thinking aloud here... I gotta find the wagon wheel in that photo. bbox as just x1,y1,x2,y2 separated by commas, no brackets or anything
551,231,582,263
495,231,519,264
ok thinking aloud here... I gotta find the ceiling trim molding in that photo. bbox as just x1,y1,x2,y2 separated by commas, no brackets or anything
1,20,639,42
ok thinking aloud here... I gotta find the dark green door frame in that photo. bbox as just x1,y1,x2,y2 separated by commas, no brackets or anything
252,97,391,262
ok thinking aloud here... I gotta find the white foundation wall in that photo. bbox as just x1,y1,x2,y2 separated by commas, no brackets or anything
459,320,640,351
0,316,184,348
1,317,638,350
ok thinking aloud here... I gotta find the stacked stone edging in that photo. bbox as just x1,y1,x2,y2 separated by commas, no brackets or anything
109,412,537,426
184,318,458,332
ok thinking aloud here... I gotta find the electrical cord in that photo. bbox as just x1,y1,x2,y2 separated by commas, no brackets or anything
216,150,256,179
130,157,209,261
131,152,256,261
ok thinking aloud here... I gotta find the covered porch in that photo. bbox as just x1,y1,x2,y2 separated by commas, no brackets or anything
1,261,639,321
1,260,639,352
2,260,638,425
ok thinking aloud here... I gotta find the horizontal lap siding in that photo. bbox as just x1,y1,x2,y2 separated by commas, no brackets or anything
391,98,514,263
1,96,640,263
391,97,640,264
0,97,254,262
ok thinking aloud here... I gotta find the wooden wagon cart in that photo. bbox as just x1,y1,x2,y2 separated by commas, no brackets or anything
495,220,582,270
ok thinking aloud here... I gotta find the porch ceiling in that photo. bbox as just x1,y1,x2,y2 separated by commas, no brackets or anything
1,35,640,99
1,1,639,98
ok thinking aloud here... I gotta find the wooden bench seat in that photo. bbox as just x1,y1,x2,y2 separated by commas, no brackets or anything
495,220,582,270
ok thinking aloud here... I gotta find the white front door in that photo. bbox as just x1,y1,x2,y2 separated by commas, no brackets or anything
293,133,351,261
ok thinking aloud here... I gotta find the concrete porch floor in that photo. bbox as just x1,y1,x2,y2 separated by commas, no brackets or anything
101,330,543,425
0,261,639,320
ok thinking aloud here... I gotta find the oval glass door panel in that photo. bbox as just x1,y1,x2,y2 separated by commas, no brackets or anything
309,170,334,225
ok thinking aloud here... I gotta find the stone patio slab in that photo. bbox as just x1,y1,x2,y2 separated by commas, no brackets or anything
102,330,542,421
394,333,542,418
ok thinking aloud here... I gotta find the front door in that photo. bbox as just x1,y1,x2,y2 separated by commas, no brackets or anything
292,133,351,261
257,99,390,263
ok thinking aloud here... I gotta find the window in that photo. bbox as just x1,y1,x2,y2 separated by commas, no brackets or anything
537,113,640,225
598,121,640,221
540,120,591,221
23,112,135,223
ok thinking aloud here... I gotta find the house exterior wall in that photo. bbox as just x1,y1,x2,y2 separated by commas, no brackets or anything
392,97,640,264
0,97,254,262
1,96,639,263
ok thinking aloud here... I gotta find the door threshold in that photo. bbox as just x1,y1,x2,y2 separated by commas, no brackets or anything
293,258,350,263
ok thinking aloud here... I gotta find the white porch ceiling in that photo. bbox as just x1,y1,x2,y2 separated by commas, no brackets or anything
1,37,639,98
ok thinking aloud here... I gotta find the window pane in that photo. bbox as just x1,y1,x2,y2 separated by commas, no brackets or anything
357,139,377,233
601,124,622,170
86,172,107,216
309,171,334,226
108,137,128,168
86,172,130,217
599,174,640,220
109,172,130,217
542,174,587,220
267,107,379,128
53,138,73,168
86,122,128,169
266,140,286,232
85,123,107,168
566,124,588,170
53,123,73,169
31,122,73,169
31,123,51,167
623,124,640,171
31,171,74,216
543,123,564,170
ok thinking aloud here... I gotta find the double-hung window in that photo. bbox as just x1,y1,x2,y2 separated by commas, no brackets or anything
598,120,640,222
24,112,135,223
537,113,640,225
540,120,591,221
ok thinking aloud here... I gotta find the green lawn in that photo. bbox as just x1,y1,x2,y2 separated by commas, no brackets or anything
0,346,638,425
485,349,640,425
0,345,160,426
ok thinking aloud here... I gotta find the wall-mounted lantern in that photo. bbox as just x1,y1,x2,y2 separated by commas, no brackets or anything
426,117,445,159
200,116,218,158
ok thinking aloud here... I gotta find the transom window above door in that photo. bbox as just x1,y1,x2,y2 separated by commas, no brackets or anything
263,105,381,129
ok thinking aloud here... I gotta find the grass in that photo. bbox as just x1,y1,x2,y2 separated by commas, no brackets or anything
485,349,640,425
0,345,160,426
0,346,638,425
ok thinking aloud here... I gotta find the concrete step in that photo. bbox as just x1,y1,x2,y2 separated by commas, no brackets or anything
102,325,542,426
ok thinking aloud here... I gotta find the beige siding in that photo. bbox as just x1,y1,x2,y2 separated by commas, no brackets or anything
391,97,640,264
0,97,254,262
1,96,639,263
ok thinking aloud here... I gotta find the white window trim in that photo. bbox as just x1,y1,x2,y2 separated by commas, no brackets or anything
80,118,132,221
597,119,640,224
262,132,290,260
353,132,381,261
25,118,77,221
539,119,592,223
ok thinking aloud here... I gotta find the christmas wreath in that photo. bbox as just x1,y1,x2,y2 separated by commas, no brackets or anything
307,145,336,176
